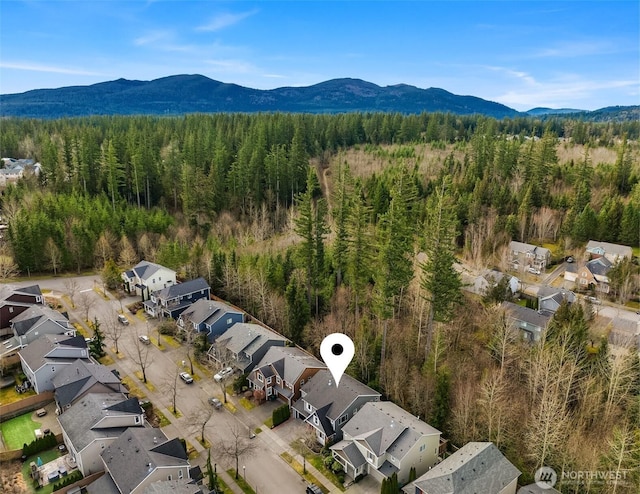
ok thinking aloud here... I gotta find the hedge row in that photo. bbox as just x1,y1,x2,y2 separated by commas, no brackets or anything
22,433,57,457
272,404,290,427
53,470,83,491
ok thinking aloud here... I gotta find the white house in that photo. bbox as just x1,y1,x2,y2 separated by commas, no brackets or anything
585,240,632,264
122,261,176,302
331,401,441,485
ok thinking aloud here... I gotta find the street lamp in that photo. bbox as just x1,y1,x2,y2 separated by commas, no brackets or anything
242,465,246,481
300,439,306,474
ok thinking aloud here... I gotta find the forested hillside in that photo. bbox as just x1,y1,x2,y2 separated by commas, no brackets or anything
1,112,639,490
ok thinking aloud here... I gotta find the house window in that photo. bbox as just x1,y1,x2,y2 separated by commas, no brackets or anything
267,377,272,384
276,377,281,385
135,416,141,424
51,367,55,372
159,276,161,281
313,416,319,425
178,470,183,479
367,451,374,461
419,444,426,452
227,318,233,324
300,379,304,386
201,290,204,294
9,307,13,313
338,415,348,424
257,374,263,382
306,402,312,411
167,475,172,481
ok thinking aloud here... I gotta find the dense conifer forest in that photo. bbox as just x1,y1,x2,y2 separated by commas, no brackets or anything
1,112,639,489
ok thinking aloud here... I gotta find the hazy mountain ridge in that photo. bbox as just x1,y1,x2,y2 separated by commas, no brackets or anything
0,74,636,120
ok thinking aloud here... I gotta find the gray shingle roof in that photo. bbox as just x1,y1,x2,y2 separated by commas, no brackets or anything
501,302,551,329
12,305,70,336
585,241,632,258
103,428,188,494
301,370,380,421
586,257,612,276
54,359,125,408
131,261,168,281
218,323,288,357
254,346,324,384
19,334,88,372
180,299,242,326
153,277,209,301
411,442,520,494
509,241,550,257
341,402,440,461
58,393,141,453
332,440,366,469
537,286,576,304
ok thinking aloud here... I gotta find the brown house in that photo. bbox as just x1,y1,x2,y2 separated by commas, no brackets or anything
0,284,44,336
248,346,326,405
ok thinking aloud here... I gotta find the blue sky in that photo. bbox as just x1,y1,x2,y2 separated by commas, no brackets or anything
1,1,638,110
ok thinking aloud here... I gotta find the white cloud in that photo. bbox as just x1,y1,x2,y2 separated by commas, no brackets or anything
0,61,104,76
134,30,173,46
196,9,259,32
531,40,617,59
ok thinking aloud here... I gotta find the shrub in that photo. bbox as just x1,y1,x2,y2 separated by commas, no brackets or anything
22,433,57,457
53,470,83,491
272,404,290,427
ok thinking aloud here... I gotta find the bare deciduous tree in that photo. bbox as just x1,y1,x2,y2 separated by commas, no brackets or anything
119,235,137,268
76,291,96,323
63,279,79,308
189,398,215,444
216,424,257,479
103,313,124,354
163,368,180,415
44,238,62,275
0,249,19,280
127,328,153,383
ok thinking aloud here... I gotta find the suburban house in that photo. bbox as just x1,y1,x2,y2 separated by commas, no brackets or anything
248,346,326,405
293,369,381,445
143,277,210,319
53,359,127,413
501,301,551,342
91,428,191,494
208,322,289,374
177,299,244,343
10,305,74,348
58,392,145,476
403,442,521,494
331,401,441,485
585,240,632,264
19,335,90,393
0,283,44,336
509,241,550,272
564,257,613,294
466,270,520,297
122,261,177,302
537,286,576,315
0,158,42,186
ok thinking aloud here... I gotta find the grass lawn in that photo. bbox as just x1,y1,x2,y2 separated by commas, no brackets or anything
263,417,273,428
154,408,171,427
226,469,256,494
1,413,42,450
121,376,144,398
0,384,36,405
239,397,255,410
214,476,235,494
161,335,181,348
280,451,329,493
21,448,60,494
134,371,156,391
98,354,114,365
308,453,346,491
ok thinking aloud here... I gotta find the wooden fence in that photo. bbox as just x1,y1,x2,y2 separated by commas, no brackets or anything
0,391,54,422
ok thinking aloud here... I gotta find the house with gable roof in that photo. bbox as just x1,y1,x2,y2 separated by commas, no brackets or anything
585,240,632,264
537,286,576,315
143,277,210,319
248,346,326,405
331,401,441,485
19,334,90,393
122,261,177,302
501,301,551,342
564,256,613,294
58,392,145,476
177,298,244,342
509,241,550,272
208,322,289,374
403,442,520,494
90,428,191,494
0,284,44,337
292,369,381,445
53,359,127,413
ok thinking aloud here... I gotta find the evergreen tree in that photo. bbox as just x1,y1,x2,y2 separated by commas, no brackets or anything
89,317,106,358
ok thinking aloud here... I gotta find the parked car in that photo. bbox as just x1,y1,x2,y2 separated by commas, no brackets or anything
180,372,194,384
139,335,151,345
214,366,234,382
586,296,601,305
208,397,222,409
527,267,541,275
566,256,574,263
117,314,129,325
306,484,322,494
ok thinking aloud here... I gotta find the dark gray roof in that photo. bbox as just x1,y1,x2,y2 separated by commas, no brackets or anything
142,479,202,494
103,428,189,494
332,440,366,469
54,359,124,408
586,257,612,276
537,286,576,304
509,241,550,257
180,299,242,326
412,442,520,494
131,261,169,281
585,241,632,258
218,323,289,357
253,346,323,383
154,277,209,300
301,370,380,421
86,472,121,494
11,305,69,335
306,404,333,435
19,334,88,372
58,392,140,452
0,283,40,301
501,302,551,329
340,402,440,460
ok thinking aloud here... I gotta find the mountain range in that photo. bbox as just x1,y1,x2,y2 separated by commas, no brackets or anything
0,74,637,120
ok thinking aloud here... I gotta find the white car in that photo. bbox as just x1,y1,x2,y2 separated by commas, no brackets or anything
527,267,541,275
214,367,234,382
179,372,194,384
